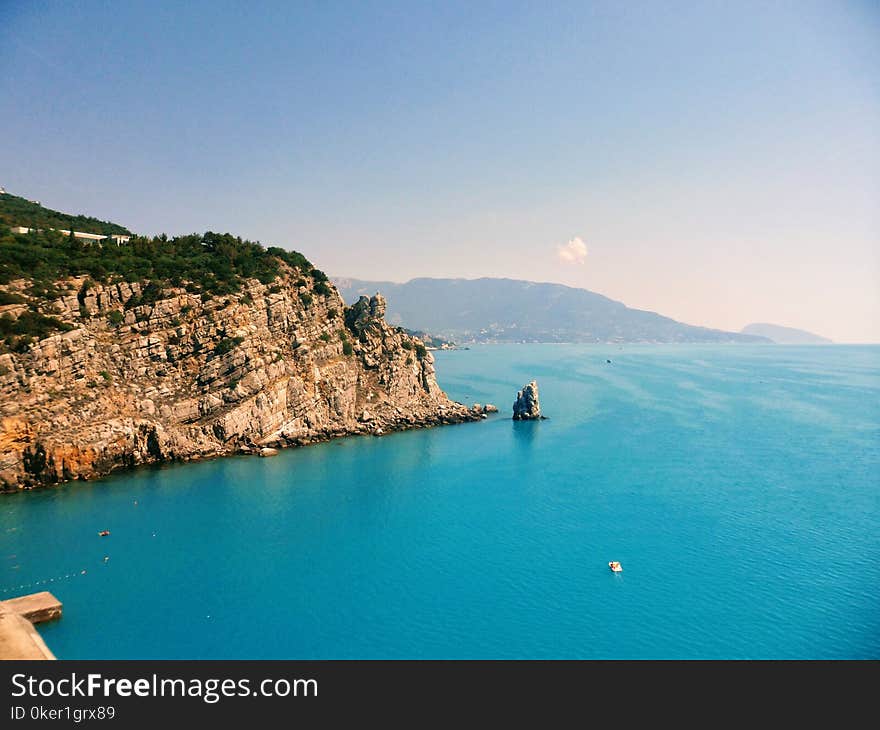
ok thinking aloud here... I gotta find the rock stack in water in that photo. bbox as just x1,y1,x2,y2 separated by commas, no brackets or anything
512,380,542,420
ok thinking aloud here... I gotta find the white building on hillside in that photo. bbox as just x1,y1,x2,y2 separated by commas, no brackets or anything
8,226,131,245
58,229,106,242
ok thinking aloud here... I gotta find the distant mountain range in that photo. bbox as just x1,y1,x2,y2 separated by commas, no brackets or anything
332,276,771,344
741,323,832,344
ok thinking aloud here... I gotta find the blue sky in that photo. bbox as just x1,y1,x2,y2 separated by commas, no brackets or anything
2,1,878,341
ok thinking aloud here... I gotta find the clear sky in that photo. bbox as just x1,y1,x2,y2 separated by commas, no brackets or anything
2,1,878,341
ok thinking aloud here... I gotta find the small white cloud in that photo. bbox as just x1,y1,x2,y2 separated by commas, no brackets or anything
556,236,588,264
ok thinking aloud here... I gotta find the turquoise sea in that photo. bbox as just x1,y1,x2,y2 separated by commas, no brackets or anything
2,344,878,659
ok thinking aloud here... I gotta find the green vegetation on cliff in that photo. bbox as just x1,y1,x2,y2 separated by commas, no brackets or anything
0,225,314,296
0,196,325,353
0,310,75,352
0,192,131,236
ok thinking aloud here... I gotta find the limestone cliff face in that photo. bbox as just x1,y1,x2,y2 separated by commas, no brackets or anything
0,269,477,490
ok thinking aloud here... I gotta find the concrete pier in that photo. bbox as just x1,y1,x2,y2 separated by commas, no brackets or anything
0,591,61,660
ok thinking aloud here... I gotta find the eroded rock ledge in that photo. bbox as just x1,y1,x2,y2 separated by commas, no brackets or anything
0,272,479,491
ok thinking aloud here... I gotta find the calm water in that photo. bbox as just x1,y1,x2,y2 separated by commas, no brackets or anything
2,344,878,659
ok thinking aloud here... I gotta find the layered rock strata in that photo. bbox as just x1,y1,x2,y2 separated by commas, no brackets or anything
0,272,478,490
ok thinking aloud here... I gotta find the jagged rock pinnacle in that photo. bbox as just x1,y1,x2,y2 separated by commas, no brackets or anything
512,380,542,420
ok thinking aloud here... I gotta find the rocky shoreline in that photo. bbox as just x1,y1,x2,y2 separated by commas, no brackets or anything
2,407,479,492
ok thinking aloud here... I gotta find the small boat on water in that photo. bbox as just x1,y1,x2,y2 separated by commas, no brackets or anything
98,530,110,537
608,561,622,572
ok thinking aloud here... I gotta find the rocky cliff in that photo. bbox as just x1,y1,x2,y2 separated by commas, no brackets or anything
0,268,477,490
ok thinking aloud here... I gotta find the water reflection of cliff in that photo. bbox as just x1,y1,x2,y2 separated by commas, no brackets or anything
511,419,540,449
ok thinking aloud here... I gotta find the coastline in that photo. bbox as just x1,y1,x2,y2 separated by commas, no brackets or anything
1,405,482,494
